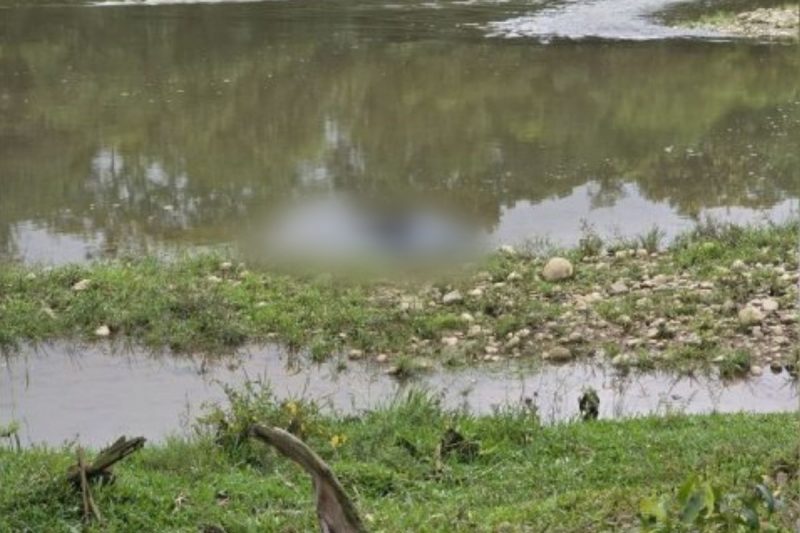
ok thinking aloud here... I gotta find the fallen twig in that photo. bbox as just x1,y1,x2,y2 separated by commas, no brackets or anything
250,425,365,533
77,447,102,524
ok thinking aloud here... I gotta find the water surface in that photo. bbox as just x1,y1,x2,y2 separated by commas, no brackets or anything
0,0,798,263
2,343,797,447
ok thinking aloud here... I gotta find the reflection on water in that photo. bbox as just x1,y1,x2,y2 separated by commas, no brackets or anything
0,2,798,263
1,343,797,447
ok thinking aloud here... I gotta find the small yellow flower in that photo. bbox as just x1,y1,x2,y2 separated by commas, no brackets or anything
284,401,299,416
329,434,347,448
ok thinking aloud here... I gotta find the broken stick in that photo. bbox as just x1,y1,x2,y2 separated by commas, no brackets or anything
67,436,146,485
250,425,365,533
77,447,102,523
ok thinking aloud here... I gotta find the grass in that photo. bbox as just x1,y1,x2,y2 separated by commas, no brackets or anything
0,220,797,373
0,391,798,531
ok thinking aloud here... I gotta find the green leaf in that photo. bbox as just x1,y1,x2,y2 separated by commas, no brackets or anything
680,489,706,524
754,484,775,513
640,496,668,523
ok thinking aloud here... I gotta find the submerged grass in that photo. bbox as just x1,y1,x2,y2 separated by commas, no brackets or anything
0,391,797,531
0,221,797,373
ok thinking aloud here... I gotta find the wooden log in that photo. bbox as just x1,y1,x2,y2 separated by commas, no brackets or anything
67,436,146,485
250,425,365,533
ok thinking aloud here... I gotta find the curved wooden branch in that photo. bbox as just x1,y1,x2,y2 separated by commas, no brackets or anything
250,425,365,533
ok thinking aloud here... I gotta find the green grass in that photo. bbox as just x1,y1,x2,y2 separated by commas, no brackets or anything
0,221,797,373
0,391,798,531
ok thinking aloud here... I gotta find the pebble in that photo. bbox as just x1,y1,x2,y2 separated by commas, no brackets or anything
750,365,763,377
442,290,463,305
738,306,764,326
442,336,459,347
94,325,111,337
499,244,516,255
348,349,364,360
375,353,389,363
467,288,484,298
761,298,779,313
609,281,628,295
542,257,574,282
72,279,91,291
545,346,573,362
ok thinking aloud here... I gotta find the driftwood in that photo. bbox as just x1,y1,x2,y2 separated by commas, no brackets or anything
77,447,103,523
250,425,365,533
67,436,146,485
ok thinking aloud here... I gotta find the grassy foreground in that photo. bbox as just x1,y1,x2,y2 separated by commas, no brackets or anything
1,392,798,531
1,221,798,374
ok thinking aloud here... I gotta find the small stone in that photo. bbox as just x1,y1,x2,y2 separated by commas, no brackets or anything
442,336,459,347
738,306,764,326
609,281,628,295
467,325,483,337
769,362,783,374
25,272,37,281
348,349,364,360
219,261,233,271
751,326,764,339
484,345,499,355
499,244,516,255
94,325,111,337
761,299,779,313
545,346,573,362
72,279,91,291
542,257,574,282
611,353,633,367
750,365,763,377
442,290,463,305
467,288,484,298
507,271,523,282
460,312,475,322
567,331,583,343
636,248,649,258
255,301,267,308
375,353,389,363
731,259,746,271
207,275,222,283
505,336,520,349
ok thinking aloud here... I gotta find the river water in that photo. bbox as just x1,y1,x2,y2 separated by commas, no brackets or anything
2,343,797,447
1,0,798,263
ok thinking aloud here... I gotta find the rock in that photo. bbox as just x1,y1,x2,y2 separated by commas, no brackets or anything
467,325,483,337
484,345,499,355
499,244,516,255
72,279,91,291
545,346,573,362
442,290,463,305
94,325,111,337
348,349,364,360
460,312,474,322
206,275,222,283
769,362,783,374
505,336,520,349
750,365,763,377
738,306,764,326
635,248,648,258
219,261,233,271
467,287,484,298
442,336,459,347
255,301,267,308
375,353,389,363
731,259,746,271
542,257,574,282
567,331,583,343
506,271,523,282
611,353,633,367
761,298,779,313
25,272,37,281
609,281,628,295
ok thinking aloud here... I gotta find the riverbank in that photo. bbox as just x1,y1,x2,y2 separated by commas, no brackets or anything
1,221,797,375
1,394,798,531
666,1,799,40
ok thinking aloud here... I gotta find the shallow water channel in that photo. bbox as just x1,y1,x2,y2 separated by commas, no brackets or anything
1,0,798,263
1,343,797,447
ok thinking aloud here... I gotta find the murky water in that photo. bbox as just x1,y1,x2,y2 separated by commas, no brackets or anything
1,343,797,447
0,1,798,263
